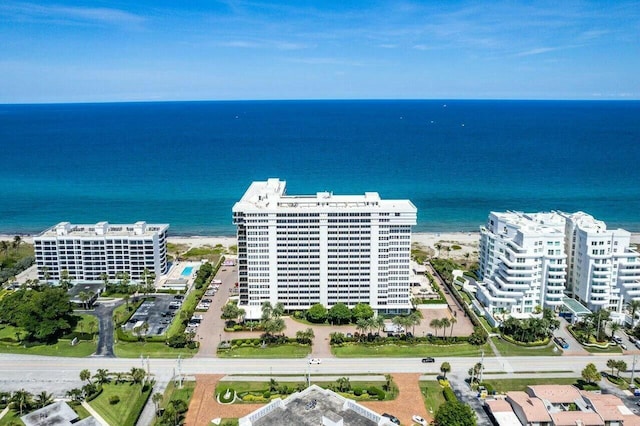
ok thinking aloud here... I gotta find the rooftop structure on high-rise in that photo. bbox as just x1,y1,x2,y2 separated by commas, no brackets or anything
232,178,417,319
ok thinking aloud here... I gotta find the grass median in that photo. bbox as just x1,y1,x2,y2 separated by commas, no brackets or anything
114,341,197,358
332,342,489,357
217,343,311,358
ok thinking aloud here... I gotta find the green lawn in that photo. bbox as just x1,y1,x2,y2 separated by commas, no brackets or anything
218,344,311,358
0,409,25,426
154,381,196,426
332,342,489,357
0,319,97,357
491,337,561,357
482,377,581,393
583,345,623,354
114,341,196,358
69,401,91,419
420,380,447,416
89,382,149,426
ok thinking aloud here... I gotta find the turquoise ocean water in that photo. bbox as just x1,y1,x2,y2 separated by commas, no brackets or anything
0,100,638,235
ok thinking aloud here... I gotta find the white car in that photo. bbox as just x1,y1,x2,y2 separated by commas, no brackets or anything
308,358,322,365
412,415,427,425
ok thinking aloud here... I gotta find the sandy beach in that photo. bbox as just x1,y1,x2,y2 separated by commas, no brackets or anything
2,231,638,259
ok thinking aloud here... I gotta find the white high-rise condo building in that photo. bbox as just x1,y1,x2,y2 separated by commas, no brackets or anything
34,221,169,282
477,211,640,318
232,178,417,318
477,212,567,316
561,212,640,313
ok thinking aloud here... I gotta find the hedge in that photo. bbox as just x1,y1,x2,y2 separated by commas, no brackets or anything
443,386,457,402
501,334,550,347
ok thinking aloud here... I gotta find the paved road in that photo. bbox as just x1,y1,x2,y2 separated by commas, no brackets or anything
1,353,638,386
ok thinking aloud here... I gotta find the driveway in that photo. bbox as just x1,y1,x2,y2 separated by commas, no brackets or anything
555,318,588,355
81,298,123,358
448,372,492,426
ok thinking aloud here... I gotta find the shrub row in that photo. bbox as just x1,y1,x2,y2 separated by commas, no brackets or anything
443,386,457,402
501,334,550,347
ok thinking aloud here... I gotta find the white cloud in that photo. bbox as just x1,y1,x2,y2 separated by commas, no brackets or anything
0,1,144,28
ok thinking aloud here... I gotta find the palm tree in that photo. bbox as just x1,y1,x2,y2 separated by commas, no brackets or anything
607,359,617,376
114,372,125,384
373,316,385,334
409,310,423,335
440,318,451,340
384,374,393,392
628,300,640,325
10,389,32,416
610,322,621,340
78,291,89,310
440,362,451,379
130,367,146,389
66,388,83,402
79,369,92,385
449,316,458,338
35,391,53,408
356,318,370,338
336,377,351,392
93,369,110,385
12,235,22,250
0,240,9,256
430,319,442,337
272,302,285,319
434,243,442,257
261,301,273,321
152,392,163,416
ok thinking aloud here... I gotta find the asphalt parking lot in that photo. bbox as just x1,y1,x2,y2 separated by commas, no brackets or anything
122,294,179,336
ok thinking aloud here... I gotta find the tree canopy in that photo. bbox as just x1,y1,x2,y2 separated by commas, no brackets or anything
328,303,351,325
581,363,601,384
351,303,374,322
306,303,328,323
434,400,477,426
0,287,74,341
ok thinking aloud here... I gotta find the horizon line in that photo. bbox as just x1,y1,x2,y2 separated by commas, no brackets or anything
2,97,640,106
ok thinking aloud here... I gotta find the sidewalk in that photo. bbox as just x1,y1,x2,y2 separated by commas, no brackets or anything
81,401,110,426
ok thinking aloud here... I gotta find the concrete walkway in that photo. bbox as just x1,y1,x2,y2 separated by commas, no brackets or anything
81,401,110,426
0,407,9,421
219,375,386,382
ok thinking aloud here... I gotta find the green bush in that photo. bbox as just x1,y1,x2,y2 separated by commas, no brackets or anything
263,391,271,399
443,386,457,402
353,387,363,396
109,395,120,405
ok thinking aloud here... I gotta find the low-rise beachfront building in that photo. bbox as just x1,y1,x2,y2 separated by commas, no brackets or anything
232,178,417,319
477,210,640,321
561,211,640,315
34,221,168,282
477,211,567,317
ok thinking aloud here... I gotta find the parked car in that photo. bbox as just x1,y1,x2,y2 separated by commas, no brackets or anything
381,413,400,425
412,415,427,426
308,358,322,365
421,357,435,363
554,336,569,349
613,335,623,344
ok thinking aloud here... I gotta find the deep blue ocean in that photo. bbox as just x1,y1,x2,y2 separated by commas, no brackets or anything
0,100,639,235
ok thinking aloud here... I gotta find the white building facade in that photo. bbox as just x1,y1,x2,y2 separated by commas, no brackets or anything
477,212,567,316
232,179,417,318
561,211,640,313
34,221,169,282
478,211,640,317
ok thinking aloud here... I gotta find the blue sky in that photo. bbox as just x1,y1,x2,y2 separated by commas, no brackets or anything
1,1,638,102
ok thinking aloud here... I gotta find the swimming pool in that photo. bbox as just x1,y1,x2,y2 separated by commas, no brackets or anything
181,266,194,276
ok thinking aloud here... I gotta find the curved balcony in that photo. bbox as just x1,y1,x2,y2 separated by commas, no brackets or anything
486,281,525,298
498,255,538,268
495,275,532,291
